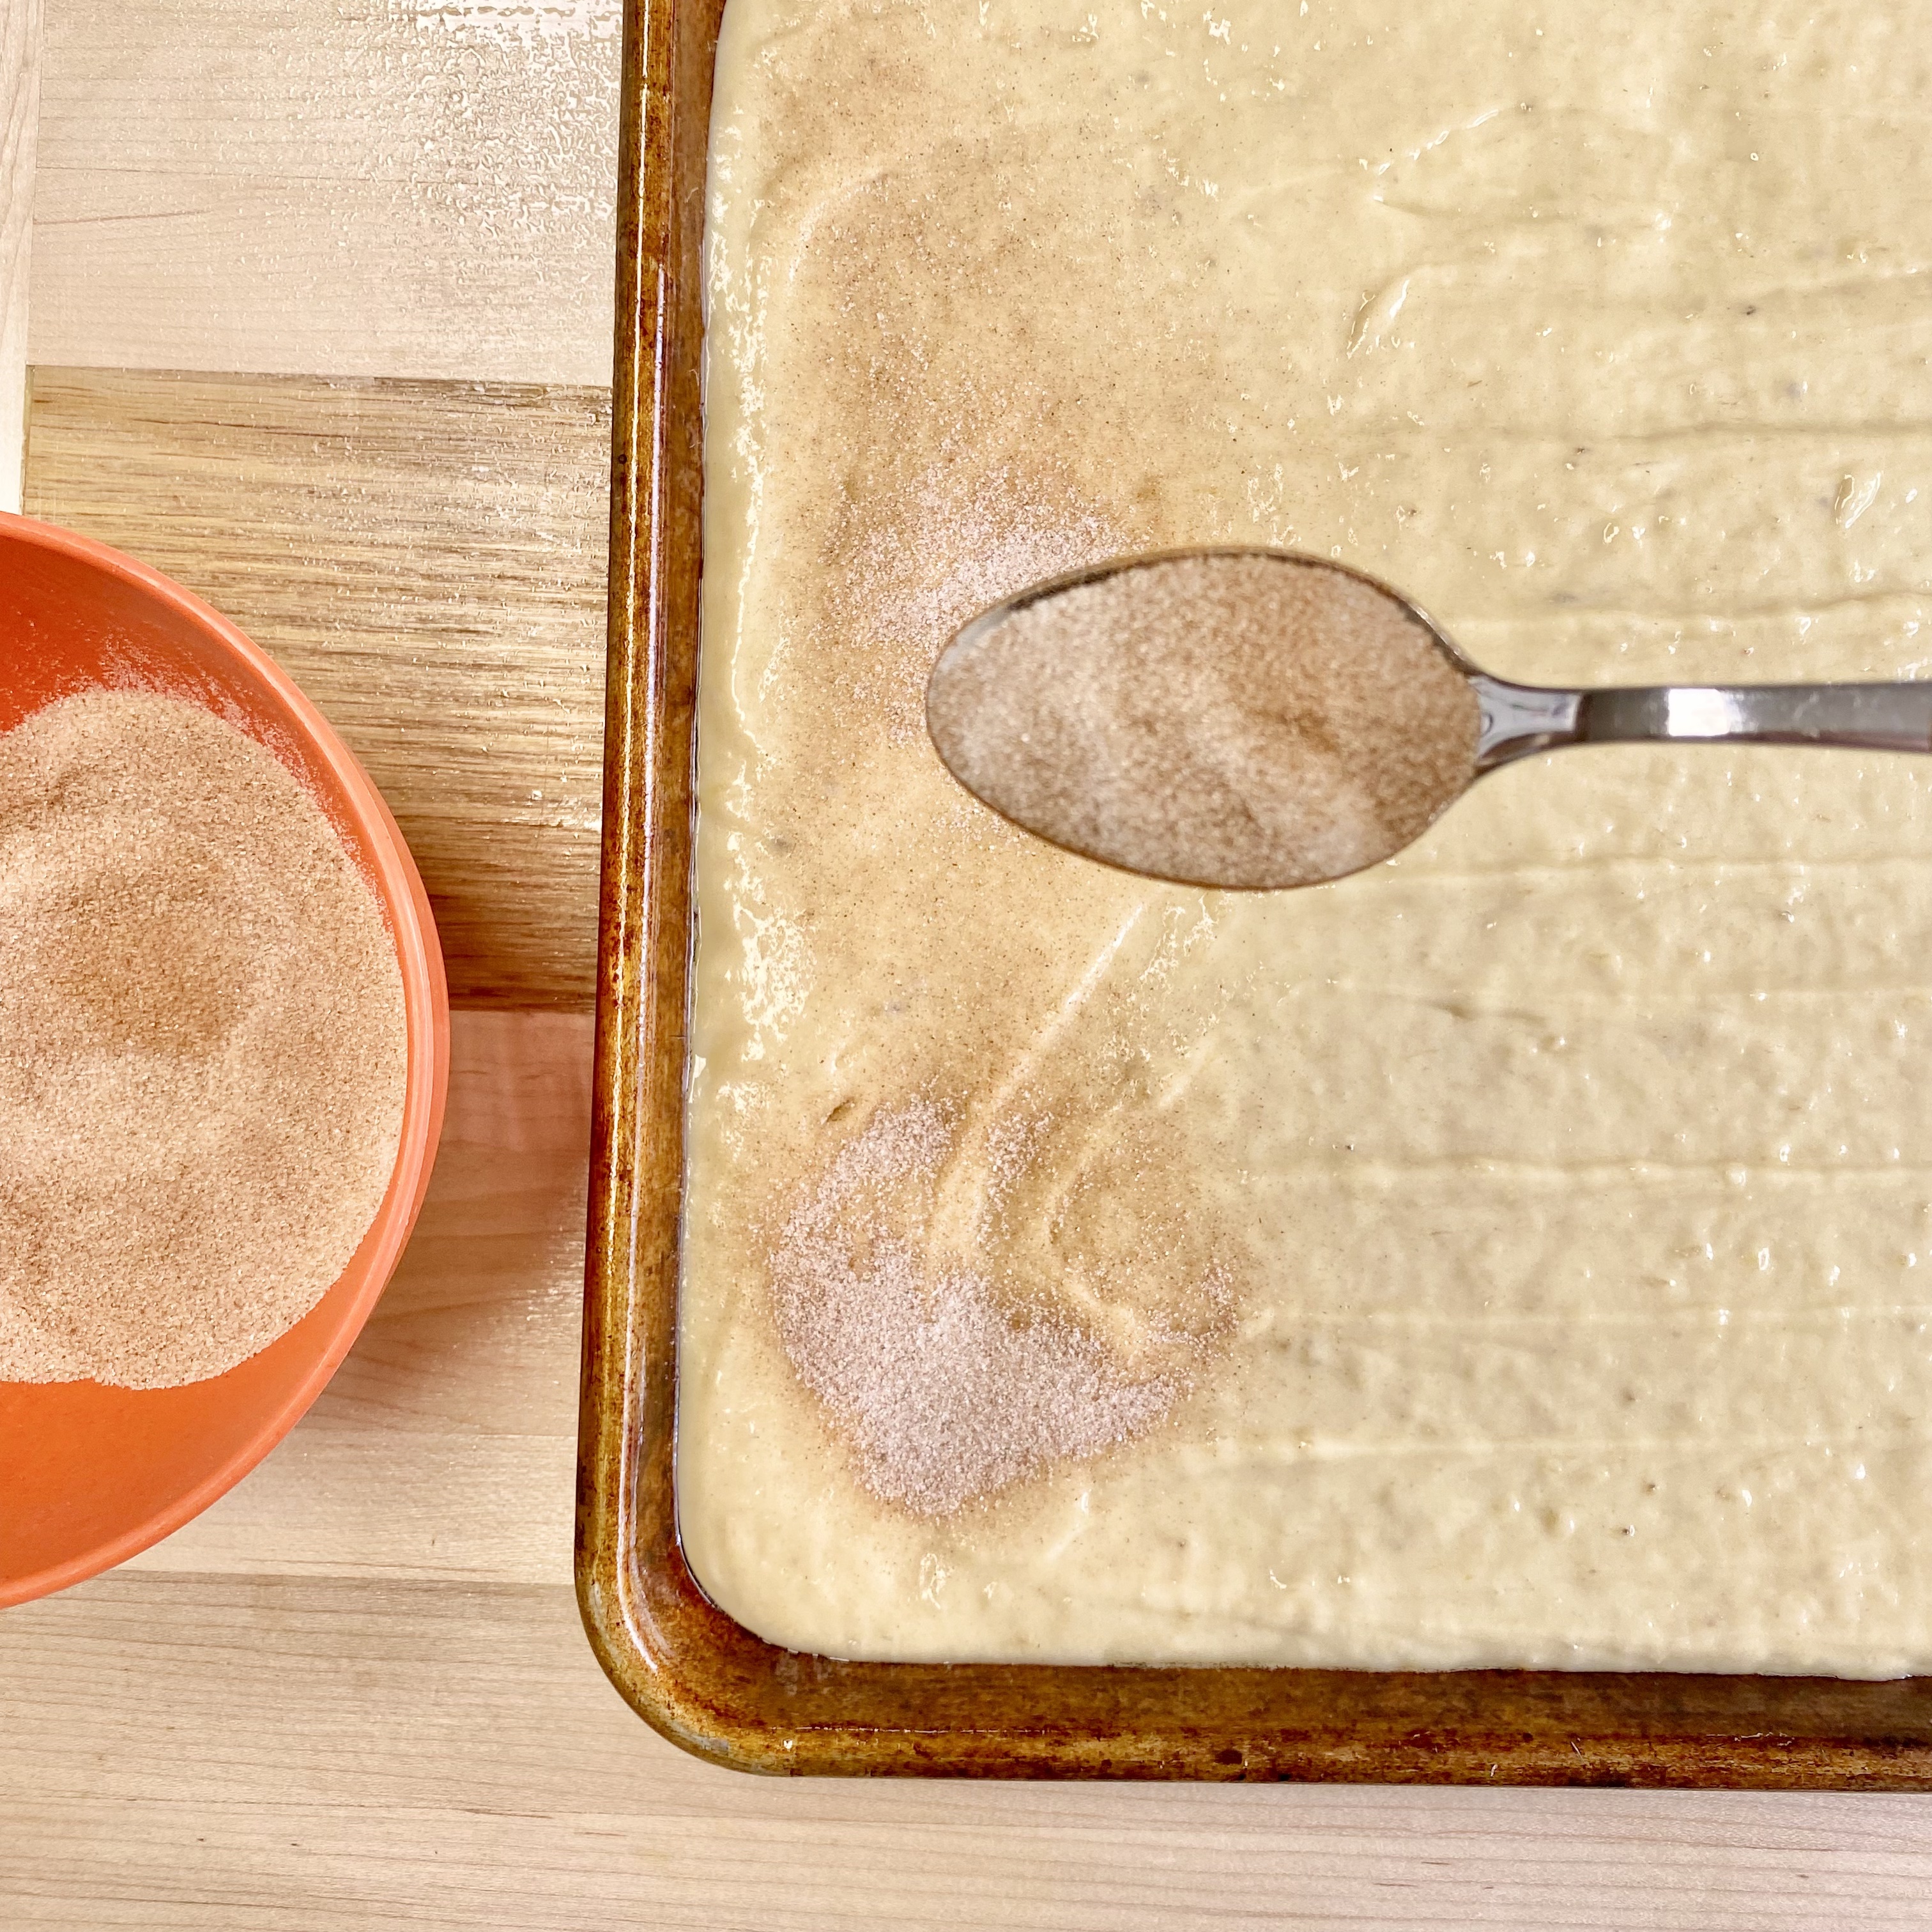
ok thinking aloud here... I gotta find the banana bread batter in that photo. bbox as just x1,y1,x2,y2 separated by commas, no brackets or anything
680,0,1932,1670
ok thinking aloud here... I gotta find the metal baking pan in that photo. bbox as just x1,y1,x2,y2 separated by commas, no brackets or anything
574,0,1932,1782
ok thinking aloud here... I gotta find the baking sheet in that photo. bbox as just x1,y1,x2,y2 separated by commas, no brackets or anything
572,0,1932,1781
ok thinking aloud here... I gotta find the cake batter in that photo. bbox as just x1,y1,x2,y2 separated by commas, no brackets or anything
680,0,1932,1671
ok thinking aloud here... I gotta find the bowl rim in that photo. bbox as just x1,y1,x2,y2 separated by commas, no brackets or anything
0,509,451,1608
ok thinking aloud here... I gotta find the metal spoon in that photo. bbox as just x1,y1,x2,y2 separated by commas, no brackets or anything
925,546,1932,891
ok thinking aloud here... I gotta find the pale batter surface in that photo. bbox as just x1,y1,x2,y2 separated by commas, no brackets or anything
682,0,1932,1670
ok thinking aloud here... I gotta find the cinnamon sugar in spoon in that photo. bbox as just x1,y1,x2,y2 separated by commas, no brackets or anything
925,548,1932,891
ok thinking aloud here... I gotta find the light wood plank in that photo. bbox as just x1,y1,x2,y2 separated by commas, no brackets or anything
0,0,36,510
28,0,618,385
7,1573,1932,1930
22,367,608,1007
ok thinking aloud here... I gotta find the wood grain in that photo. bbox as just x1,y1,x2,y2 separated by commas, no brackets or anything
22,366,608,1006
8,1572,1932,1930
0,0,36,510
28,0,618,385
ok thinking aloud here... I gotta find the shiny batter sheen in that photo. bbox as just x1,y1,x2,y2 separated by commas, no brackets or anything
680,0,1932,1670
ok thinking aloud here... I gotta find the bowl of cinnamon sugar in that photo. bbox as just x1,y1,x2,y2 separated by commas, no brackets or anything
0,512,448,1606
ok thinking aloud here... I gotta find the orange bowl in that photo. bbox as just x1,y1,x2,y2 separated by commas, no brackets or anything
0,512,449,1607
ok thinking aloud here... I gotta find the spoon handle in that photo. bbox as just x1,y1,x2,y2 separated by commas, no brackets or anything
1475,676,1932,771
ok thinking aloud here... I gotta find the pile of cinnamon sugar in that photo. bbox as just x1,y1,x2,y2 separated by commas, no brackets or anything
0,690,408,1390
769,1098,1190,1516
926,551,1480,889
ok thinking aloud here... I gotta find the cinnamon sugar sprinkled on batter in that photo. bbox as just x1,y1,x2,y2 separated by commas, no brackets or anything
770,1098,1216,1516
927,553,1480,889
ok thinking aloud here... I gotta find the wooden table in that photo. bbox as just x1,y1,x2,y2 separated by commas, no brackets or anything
6,6,1932,1925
